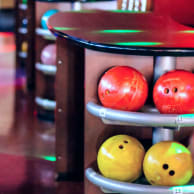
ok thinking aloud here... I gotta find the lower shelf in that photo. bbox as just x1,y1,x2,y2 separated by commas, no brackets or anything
35,97,56,111
85,167,194,194
87,102,194,128
36,63,57,76
18,51,27,59
18,27,28,34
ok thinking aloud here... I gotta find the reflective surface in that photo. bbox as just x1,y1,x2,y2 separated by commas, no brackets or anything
48,11,194,55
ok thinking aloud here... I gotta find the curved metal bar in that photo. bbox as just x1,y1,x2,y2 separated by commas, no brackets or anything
85,168,174,194
36,63,57,75
87,102,194,127
19,4,28,10
35,97,56,111
18,27,28,34
18,51,27,59
36,28,56,40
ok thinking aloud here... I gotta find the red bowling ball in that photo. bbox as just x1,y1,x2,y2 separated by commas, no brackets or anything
40,44,56,65
98,66,148,111
153,70,194,114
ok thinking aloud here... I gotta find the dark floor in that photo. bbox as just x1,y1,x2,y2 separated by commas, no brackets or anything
0,32,57,193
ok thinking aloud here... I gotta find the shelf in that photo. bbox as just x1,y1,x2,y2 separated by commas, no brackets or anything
18,27,28,34
18,51,27,59
36,28,56,40
85,167,194,194
19,4,28,10
36,63,56,75
35,97,56,111
35,0,73,2
87,102,194,128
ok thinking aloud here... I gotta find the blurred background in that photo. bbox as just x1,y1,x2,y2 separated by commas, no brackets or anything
0,1,55,194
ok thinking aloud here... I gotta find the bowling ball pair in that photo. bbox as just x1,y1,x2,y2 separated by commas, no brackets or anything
40,44,56,65
153,70,194,114
97,135,193,186
98,66,148,112
41,9,59,29
99,67,194,114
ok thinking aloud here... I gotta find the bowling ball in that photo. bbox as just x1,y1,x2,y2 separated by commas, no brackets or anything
153,70,194,114
98,66,148,111
97,135,145,182
143,141,193,186
41,9,59,29
21,41,28,52
40,44,56,65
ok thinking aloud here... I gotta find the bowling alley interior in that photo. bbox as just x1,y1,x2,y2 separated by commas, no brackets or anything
1,0,194,193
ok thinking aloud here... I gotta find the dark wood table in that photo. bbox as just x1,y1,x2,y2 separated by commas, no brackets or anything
48,10,194,194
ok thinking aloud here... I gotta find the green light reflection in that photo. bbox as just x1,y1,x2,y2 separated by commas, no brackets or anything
95,29,142,34
53,27,76,31
168,142,190,155
170,185,194,192
41,156,56,162
111,10,141,13
113,42,162,46
22,0,27,4
180,114,194,118
180,30,194,34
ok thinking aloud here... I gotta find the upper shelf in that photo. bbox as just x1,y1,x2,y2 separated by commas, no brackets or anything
48,10,194,56
18,27,28,34
87,102,194,128
35,97,56,111
36,63,56,75
19,4,28,10
85,167,194,194
36,28,56,40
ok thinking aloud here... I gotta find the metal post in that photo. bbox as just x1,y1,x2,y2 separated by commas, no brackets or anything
153,56,176,144
71,1,82,11
153,127,175,144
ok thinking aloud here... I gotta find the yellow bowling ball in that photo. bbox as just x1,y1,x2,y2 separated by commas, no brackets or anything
143,141,193,186
97,135,145,182
21,41,28,53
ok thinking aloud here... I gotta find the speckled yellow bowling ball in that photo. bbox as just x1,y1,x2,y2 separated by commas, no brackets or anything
97,135,145,182
143,141,193,186
21,41,28,52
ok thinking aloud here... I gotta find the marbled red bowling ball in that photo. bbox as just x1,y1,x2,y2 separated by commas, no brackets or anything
153,70,194,114
98,66,148,111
